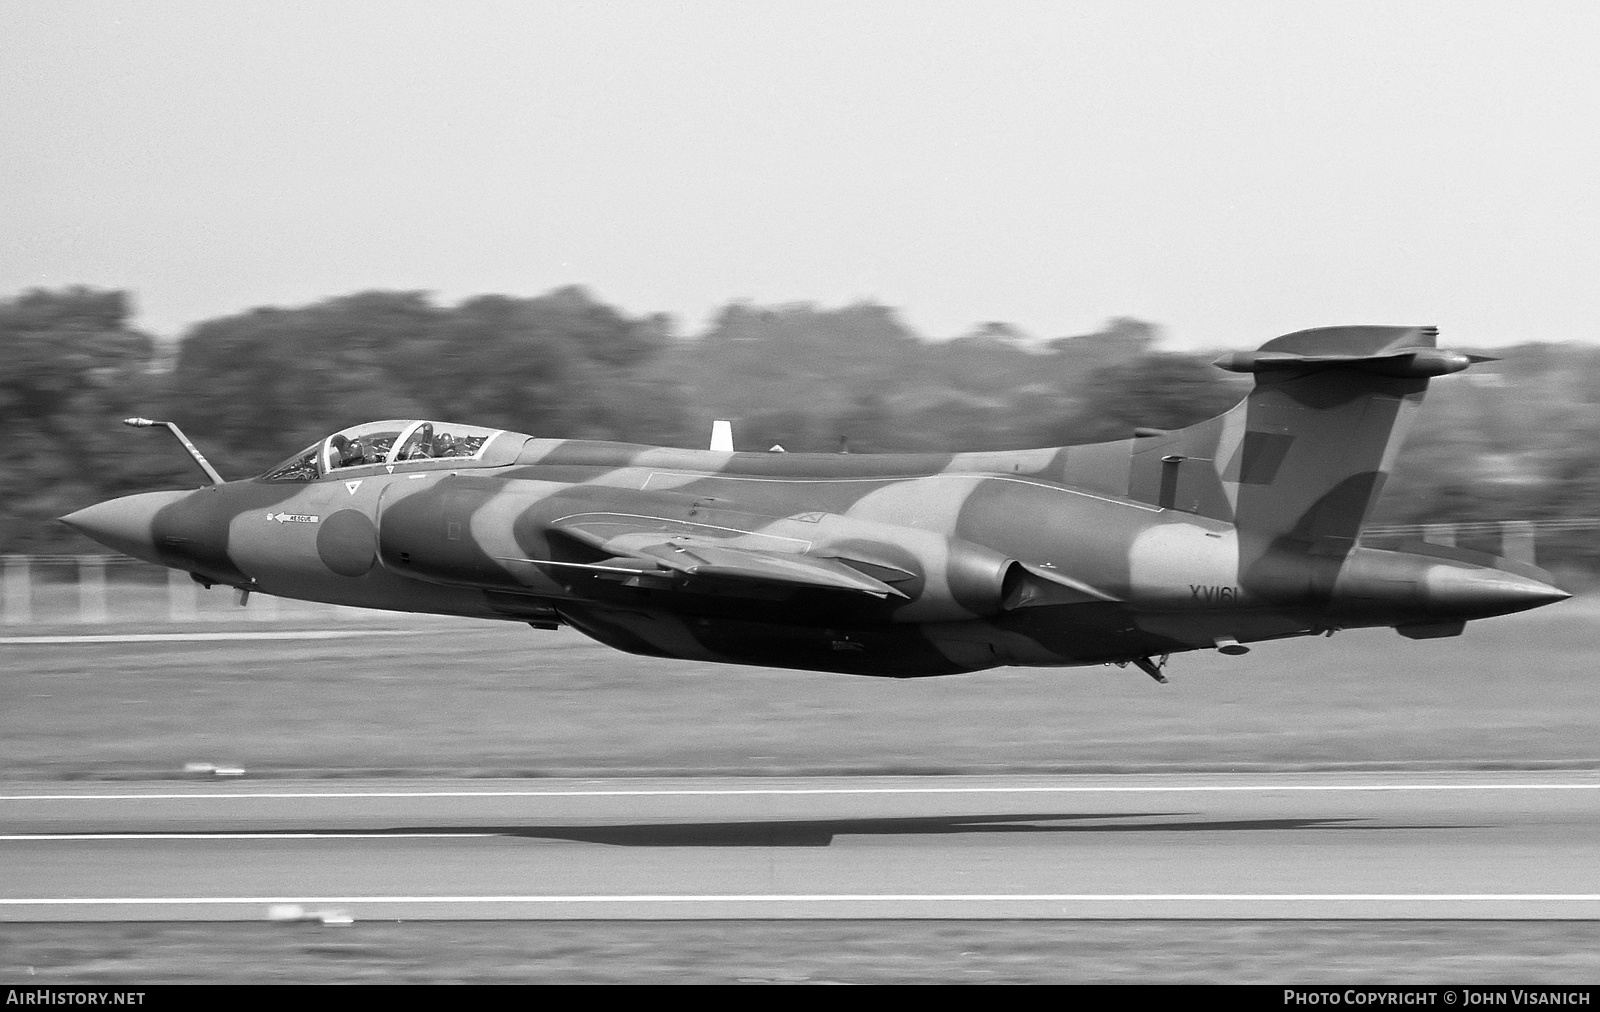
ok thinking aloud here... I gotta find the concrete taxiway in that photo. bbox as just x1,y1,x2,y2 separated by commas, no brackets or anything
2,772,1597,921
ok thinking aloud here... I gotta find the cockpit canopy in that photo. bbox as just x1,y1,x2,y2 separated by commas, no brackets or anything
260,420,513,482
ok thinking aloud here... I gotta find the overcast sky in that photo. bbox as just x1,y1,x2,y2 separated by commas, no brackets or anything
4,1,1599,349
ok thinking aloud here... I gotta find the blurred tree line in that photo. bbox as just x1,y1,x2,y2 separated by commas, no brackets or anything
3,285,1597,574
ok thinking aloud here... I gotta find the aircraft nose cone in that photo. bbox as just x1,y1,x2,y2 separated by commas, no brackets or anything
1424,564,1571,618
59,491,190,564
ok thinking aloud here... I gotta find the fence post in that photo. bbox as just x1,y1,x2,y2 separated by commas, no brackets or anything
1422,523,1457,548
1500,521,1537,566
78,556,108,624
167,567,197,621
2,555,31,625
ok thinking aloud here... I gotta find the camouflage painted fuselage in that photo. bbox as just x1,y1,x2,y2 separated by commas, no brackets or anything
63,326,1569,677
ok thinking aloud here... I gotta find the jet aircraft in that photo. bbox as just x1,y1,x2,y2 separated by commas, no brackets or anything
61,325,1569,681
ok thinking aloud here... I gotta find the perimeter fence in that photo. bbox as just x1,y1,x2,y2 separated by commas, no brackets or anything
0,554,364,626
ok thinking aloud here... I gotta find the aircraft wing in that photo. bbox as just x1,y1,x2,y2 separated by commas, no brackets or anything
547,514,909,599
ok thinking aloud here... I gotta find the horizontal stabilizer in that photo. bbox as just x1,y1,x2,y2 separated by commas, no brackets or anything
1216,326,1494,378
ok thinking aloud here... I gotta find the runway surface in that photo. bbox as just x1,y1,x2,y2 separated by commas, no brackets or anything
3,772,1598,921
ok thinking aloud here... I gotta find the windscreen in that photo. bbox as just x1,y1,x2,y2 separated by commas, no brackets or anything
260,442,322,482
258,419,510,481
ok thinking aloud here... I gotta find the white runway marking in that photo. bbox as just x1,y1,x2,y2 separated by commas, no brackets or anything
0,630,428,645
0,833,495,841
3,893,1598,907
3,782,1596,802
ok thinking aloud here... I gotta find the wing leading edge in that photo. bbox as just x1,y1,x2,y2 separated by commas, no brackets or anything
546,514,910,599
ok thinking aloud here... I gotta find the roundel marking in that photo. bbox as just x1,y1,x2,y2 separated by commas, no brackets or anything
316,509,378,577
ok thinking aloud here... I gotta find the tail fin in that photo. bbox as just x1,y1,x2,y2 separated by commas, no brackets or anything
1130,325,1489,558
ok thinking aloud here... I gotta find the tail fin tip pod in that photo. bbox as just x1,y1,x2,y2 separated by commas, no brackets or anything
1214,325,1496,379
